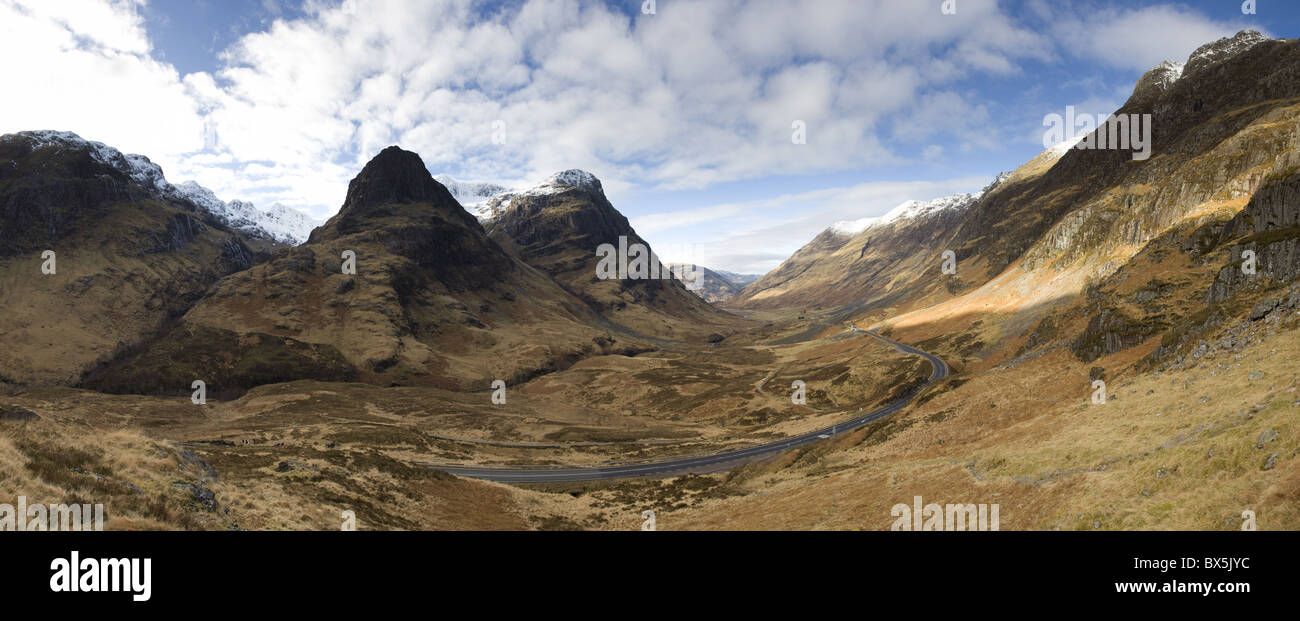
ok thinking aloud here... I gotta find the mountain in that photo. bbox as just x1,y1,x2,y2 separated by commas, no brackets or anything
7,29,1300,534
738,30,1300,336
83,147,650,397
631,30,1300,531
2,131,318,247
731,175,1003,312
172,181,320,245
664,263,745,303
866,31,1300,367
715,270,761,287
433,174,509,221
484,170,750,340
0,130,269,389
261,203,320,245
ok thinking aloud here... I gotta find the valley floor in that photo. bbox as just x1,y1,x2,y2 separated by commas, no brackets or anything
2,305,1296,530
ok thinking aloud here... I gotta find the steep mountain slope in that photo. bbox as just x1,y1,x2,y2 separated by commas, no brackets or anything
485,170,750,340
878,31,1300,374
735,32,1300,359
732,177,1003,313
86,147,648,397
0,131,268,389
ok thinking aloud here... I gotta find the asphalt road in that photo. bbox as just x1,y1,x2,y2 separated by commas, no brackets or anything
428,329,948,483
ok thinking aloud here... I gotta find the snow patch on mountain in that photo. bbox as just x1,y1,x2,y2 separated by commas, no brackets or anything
981,171,1012,194
261,203,321,244
827,172,1010,239
1046,131,1089,158
12,130,318,245
829,216,879,237
169,181,318,245
1128,30,1268,102
1132,60,1184,102
877,192,979,226
22,130,171,192
544,169,602,191
434,174,509,217
468,169,606,222
1184,30,1269,78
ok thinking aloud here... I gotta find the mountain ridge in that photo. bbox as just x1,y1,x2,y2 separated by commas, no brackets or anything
81,147,679,396
4,130,319,246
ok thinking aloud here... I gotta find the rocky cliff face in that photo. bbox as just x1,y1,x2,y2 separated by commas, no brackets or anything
0,132,196,256
1208,169,1300,302
964,32,1300,367
1005,32,1299,277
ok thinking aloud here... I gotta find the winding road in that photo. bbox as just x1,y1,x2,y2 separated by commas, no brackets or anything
427,330,948,483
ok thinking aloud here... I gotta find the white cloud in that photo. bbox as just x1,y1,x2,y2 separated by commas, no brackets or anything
637,175,992,273
0,0,205,159
1,0,1258,254
1048,4,1263,72
174,0,1052,210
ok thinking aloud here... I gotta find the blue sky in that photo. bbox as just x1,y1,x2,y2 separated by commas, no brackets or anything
2,0,1297,273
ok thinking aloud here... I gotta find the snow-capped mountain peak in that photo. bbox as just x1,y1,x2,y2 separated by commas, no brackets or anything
10,130,318,245
21,130,171,192
260,203,320,244
434,175,509,208
542,169,602,191
1132,60,1185,101
434,174,512,221
169,181,318,245
174,181,230,216
878,193,976,225
442,169,607,223
1184,30,1269,78
826,172,1011,239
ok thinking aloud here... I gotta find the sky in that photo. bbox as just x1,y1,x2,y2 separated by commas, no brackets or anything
1,0,1296,274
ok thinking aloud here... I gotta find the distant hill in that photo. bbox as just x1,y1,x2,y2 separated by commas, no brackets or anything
664,263,751,303
715,269,761,287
